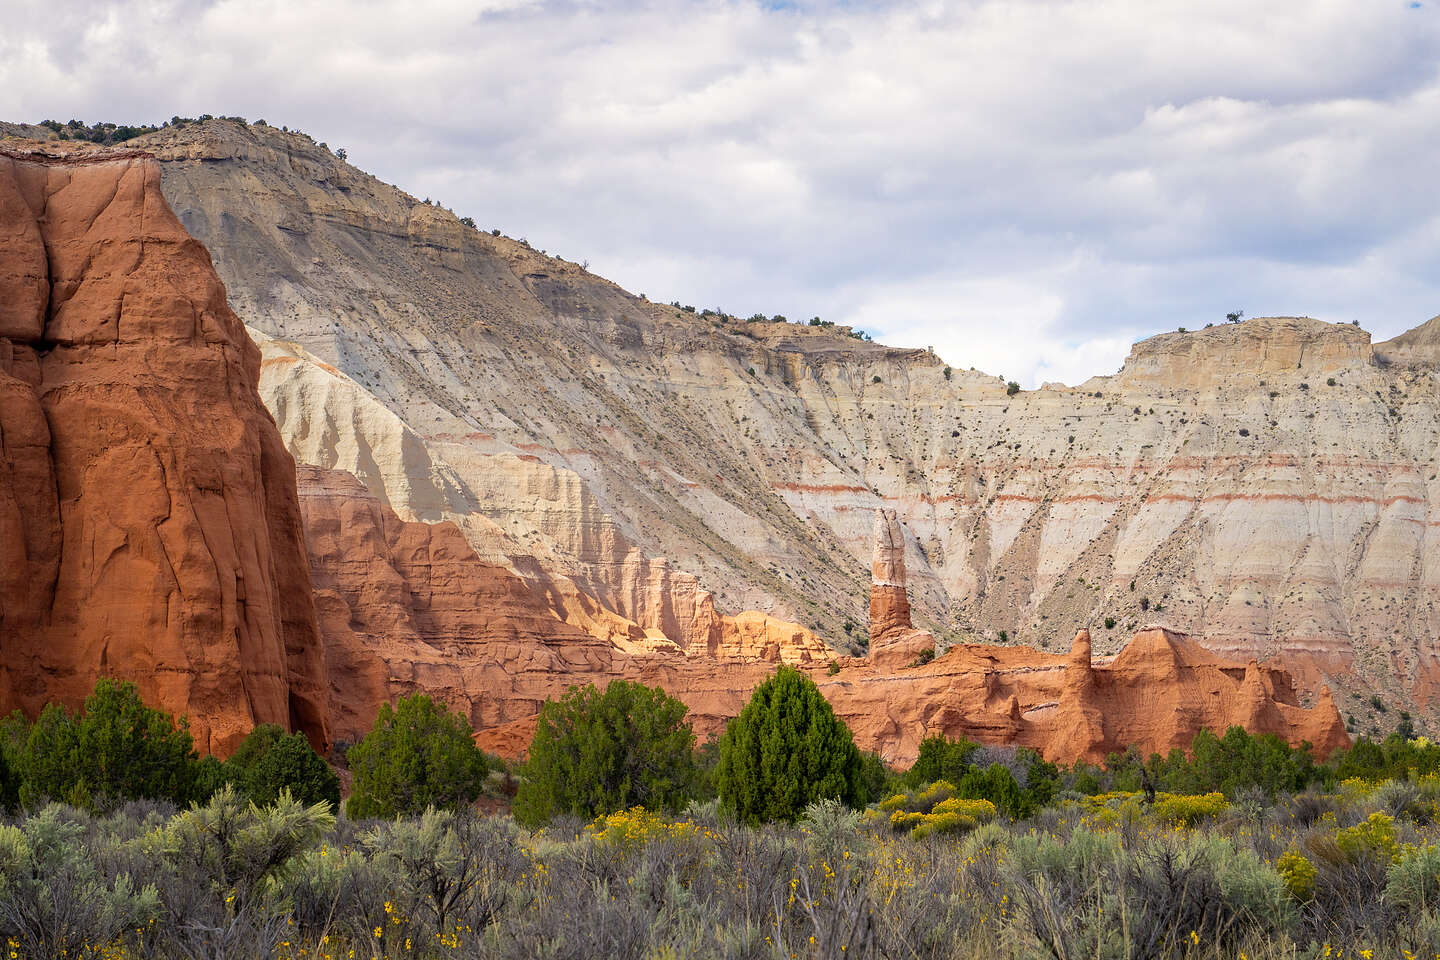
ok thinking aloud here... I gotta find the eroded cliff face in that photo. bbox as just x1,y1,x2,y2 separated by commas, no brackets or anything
296,464,829,747
96,119,1440,731
298,475,1346,765
0,147,327,754
849,509,1347,762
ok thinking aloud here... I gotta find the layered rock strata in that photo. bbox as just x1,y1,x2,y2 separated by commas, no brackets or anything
88,119,1440,726
301,487,1347,765
0,147,327,754
253,325,831,664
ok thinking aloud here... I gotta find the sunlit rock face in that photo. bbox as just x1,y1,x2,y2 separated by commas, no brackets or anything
0,146,328,755
115,118,1435,725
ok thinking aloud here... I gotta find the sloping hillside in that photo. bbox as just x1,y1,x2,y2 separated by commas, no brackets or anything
43,117,1438,734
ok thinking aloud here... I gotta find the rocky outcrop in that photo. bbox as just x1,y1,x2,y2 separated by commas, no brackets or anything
339,492,1343,767
0,147,327,754
99,119,1440,731
869,508,912,645
1377,314,1440,367
297,465,830,744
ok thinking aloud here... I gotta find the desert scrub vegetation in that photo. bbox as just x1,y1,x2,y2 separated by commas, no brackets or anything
14,676,1440,956
9,775,1440,957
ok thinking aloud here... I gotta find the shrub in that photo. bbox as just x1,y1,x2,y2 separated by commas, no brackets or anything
1386,843,1440,912
904,735,979,788
0,732,17,812
161,785,335,957
1334,812,1401,864
1006,381,1020,395
513,680,699,828
1147,726,1320,799
715,666,864,822
363,807,524,934
1277,849,1316,902
0,805,160,958
20,677,200,810
225,723,340,809
874,778,997,840
1151,791,1229,825
586,807,696,850
855,751,896,806
347,695,489,819
800,797,861,842
958,762,1031,818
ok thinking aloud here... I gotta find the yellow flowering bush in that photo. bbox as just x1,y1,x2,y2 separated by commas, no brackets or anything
916,780,957,807
1334,812,1401,864
876,786,995,838
932,797,998,821
586,807,697,850
1276,849,1316,902
1152,792,1230,825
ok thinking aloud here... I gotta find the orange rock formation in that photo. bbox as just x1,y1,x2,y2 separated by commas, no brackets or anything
300,479,1348,764
0,148,328,754
0,144,1350,769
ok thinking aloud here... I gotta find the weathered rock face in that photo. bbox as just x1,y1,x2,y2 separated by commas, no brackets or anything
252,325,830,662
0,148,327,755
298,471,1346,765
98,119,1440,732
295,465,827,746
869,508,912,646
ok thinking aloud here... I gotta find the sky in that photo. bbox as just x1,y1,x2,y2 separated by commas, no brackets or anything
4,0,1440,386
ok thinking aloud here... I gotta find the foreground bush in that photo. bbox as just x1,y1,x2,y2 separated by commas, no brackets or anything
514,680,699,827
4,778,1440,959
715,665,865,822
347,694,489,819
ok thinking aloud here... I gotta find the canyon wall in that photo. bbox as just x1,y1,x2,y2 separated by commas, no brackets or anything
94,119,1440,734
300,475,1347,764
0,130,1354,765
0,147,327,754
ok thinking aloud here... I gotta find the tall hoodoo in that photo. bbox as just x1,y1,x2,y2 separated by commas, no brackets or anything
0,148,328,755
869,508,912,645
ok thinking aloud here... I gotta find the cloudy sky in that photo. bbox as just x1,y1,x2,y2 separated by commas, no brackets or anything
4,0,1439,385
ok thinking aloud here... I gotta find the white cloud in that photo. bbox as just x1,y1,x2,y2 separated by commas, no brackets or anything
4,0,1440,385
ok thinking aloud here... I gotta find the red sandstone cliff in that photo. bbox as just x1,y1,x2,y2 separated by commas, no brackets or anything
297,471,1349,764
0,138,1353,769
0,148,327,754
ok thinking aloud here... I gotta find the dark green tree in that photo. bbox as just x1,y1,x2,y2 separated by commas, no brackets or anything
715,666,864,823
225,723,341,809
856,751,898,806
513,680,699,828
19,677,199,809
0,710,26,811
957,763,1031,819
1147,726,1319,799
346,694,489,819
902,734,979,788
